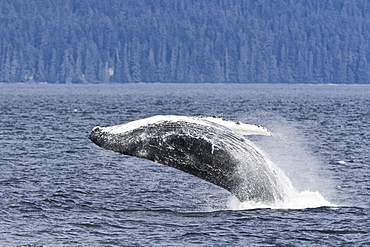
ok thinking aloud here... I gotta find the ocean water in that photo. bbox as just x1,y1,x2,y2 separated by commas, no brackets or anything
0,83,369,246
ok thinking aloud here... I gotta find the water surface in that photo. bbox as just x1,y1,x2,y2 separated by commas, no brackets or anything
0,83,369,246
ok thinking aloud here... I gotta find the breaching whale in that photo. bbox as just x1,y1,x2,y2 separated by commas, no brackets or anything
89,115,291,203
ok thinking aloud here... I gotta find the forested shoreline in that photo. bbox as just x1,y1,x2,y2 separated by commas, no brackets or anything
1,0,370,83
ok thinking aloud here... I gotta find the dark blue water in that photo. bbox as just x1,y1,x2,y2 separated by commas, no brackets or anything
1,83,369,246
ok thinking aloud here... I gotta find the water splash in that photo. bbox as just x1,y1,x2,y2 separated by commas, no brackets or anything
228,190,334,210
229,149,334,210
227,118,335,210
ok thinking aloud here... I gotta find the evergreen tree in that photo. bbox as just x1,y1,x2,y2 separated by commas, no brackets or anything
0,0,370,83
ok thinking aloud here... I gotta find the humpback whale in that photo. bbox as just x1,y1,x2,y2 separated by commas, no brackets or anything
89,115,291,203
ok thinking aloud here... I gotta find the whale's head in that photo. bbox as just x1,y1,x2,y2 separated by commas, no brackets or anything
88,126,107,148
88,124,152,157
89,125,131,149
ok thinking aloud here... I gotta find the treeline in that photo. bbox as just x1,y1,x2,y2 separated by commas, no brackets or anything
1,0,370,83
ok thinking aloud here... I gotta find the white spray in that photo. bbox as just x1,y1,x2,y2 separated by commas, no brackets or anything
227,117,335,210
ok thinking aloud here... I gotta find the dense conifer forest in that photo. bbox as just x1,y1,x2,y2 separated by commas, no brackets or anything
1,0,370,83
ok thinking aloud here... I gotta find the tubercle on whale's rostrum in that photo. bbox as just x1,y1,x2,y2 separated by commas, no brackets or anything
89,115,292,203
88,126,102,145
89,126,111,149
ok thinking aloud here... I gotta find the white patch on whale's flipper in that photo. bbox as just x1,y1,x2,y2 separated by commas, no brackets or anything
102,115,272,137
202,117,272,136
102,115,210,134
